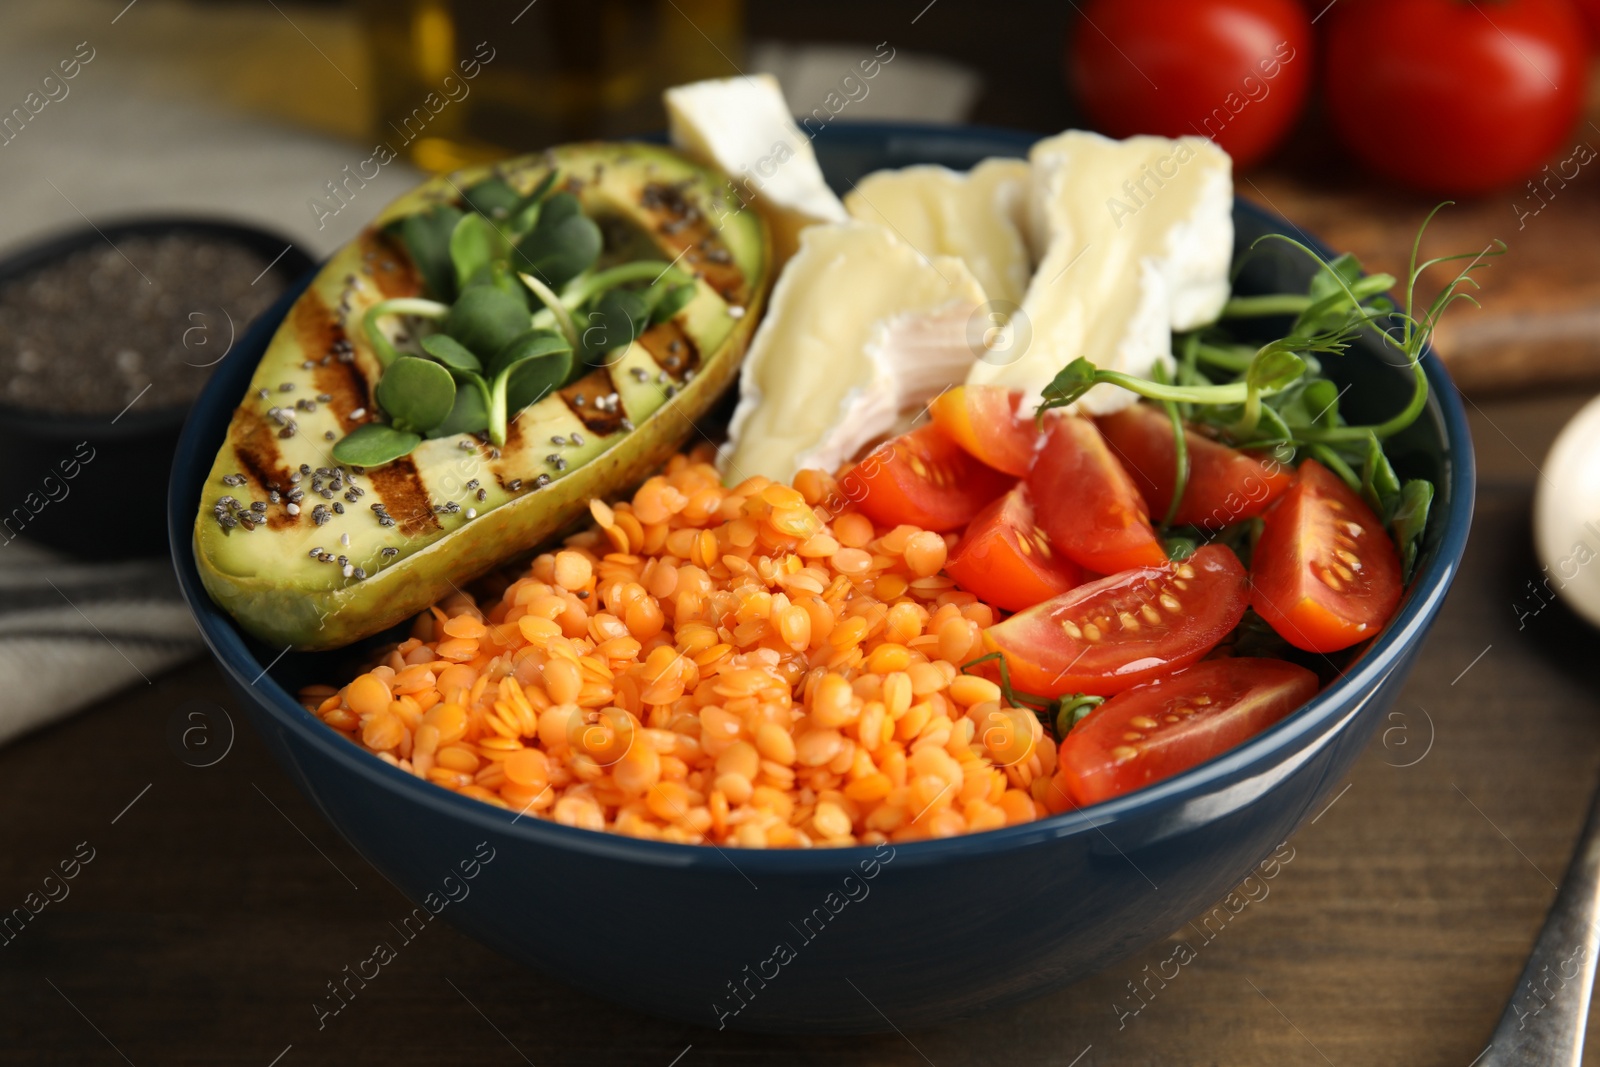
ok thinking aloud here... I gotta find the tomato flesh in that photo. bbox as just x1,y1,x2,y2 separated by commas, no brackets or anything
1098,403,1292,529
1579,0,1600,47
982,544,1249,697
847,424,1013,532
945,485,1085,612
929,385,1042,477
1029,416,1168,575
1049,658,1319,808
1250,459,1403,653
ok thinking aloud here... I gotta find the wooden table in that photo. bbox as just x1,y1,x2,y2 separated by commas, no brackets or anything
8,3,1600,1063
0,371,1594,1067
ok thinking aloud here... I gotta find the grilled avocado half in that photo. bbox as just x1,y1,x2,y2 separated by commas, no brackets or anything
194,142,770,650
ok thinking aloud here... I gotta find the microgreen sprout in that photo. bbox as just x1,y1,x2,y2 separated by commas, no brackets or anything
362,298,447,368
339,166,705,466
518,271,580,351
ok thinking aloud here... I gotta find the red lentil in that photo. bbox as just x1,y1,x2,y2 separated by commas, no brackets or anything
303,445,1046,847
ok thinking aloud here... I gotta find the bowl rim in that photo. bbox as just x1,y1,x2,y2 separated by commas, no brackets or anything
168,122,1475,874
0,214,315,433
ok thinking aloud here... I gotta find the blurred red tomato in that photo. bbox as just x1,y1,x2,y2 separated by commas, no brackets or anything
1577,0,1600,46
1067,0,1314,169
1325,0,1588,194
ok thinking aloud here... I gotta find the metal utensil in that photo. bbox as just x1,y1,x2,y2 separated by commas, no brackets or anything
1478,787,1600,1065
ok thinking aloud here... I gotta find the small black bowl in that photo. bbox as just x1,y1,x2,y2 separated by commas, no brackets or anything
0,217,314,560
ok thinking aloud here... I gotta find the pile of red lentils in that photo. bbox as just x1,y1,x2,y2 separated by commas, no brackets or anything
301,444,1053,847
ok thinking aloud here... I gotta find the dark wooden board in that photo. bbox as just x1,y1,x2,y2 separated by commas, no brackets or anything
1248,144,1600,397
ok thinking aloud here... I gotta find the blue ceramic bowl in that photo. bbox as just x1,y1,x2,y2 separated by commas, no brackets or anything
167,124,1474,1034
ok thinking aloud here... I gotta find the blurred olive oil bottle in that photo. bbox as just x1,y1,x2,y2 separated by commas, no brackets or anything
357,0,743,172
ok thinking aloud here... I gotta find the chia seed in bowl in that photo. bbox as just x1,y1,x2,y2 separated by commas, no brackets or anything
0,218,314,558
0,233,287,415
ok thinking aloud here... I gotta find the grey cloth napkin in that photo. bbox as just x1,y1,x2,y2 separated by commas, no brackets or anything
0,540,202,743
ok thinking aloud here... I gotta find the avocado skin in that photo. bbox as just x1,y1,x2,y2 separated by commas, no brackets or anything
194,143,769,650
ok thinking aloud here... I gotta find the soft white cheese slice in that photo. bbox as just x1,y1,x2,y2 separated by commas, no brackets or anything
843,158,1034,306
665,74,848,266
721,221,988,484
975,130,1233,414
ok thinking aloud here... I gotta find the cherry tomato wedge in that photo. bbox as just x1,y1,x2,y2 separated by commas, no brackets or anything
1250,459,1403,653
846,424,1013,532
1048,658,1319,808
945,485,1086,612
982,544,1249,697
929,385,1042,477
1029,416,1168,575
1098,403,1292,529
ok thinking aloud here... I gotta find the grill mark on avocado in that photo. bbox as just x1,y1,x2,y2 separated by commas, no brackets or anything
638,181,747,304
360,229,423,299
559,368,626,437
294,293,371,431
230,408,296,529
636,319,700,378
501,410,527,455
367,454,440,536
